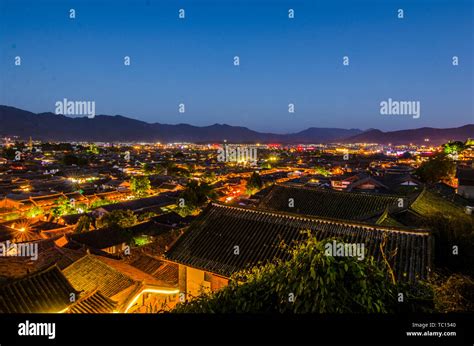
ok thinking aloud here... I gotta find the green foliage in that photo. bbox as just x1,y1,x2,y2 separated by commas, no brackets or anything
173,235,433,313
201,171,217,184
51,197,79,217
3,212,20,221
86,144,100,155
130,176,151,197
416,154,455,184
133,235,152,246
137,211,158,222
314,166,331,177
431,272,474,312
177,180,217,216
422,212,474,276
90,198,115,209
96,209,138,229
442,141,466,156
246,171,263,194
25,206,44,218
75,215,93,233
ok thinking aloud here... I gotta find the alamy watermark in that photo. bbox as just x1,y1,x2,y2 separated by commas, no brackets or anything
324,240,365,261
55,98,95,119
380,98,420,119
18,320,55,339
0,241,38,260
217,144,258,165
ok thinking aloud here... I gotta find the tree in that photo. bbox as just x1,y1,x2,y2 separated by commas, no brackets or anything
90,198,114,209
87,144,99,155
142,163,154,175
173,235,433,313
75,215,93,233
130,176,151,197
443,141,466,156
400,151,412,159
51,197,76,217
138,211,158,222
25,206,44,218
201,171,217,184
314,166,331,177
177,180,217,216
422,212,474,276
2,147,17,160
416,154,455,184
246,172,263,195
96,209,138,229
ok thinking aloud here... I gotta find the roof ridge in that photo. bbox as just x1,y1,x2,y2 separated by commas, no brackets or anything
274,183,400,199
210,203,430,236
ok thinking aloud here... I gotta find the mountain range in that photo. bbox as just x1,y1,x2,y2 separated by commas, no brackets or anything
0,105,472,145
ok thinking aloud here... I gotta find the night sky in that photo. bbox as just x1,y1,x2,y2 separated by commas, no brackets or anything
0,0,472,133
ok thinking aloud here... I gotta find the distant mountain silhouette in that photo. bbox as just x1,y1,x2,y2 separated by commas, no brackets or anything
0,105,471,144
344,126,474,145
0,106,362,143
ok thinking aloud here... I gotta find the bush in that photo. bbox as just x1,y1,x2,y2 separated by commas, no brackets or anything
422,213,474,276
431,271,474,312
96,209,138,229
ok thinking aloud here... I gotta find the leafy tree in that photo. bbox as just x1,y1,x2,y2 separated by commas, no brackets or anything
51,197,77,217
138,211,158,222
246,172,263,194
90,198,114,209
25,206,44,218
443,141,466,156
142,163,154,175
133,235,152,246
416,154,455,184
431,272,474,312
173,235,433,313
130,176,151,197
96,209,138,229
87,144,99,155
75,215,93,233
177,180,217,216
201,171,217,184
400,151,412,159
314,166,331,177
422,212,474,276
2,147,17,160
173,151,185,159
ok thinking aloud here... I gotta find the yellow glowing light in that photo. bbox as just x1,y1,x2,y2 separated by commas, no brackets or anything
123,288,179,313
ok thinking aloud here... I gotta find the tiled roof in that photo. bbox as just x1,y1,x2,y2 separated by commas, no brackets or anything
67,290,117,313
129,254,178,286
0,243,85,279
63,255,136,297
68,227,132,250
165,203,432,282
0,266,78,313
130,254,164,275
258,184,404,221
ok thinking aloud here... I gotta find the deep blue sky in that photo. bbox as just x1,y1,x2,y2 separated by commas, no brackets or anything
0,0,472,133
